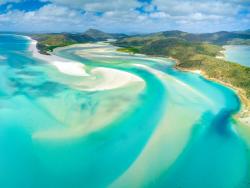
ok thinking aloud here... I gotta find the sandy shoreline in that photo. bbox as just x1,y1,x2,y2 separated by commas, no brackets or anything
25,36,250,125
25,36,144,91
26,36,89,77
173,59,250,126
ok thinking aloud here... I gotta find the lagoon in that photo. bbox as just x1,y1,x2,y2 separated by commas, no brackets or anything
0,34,249,188
223,45,250,67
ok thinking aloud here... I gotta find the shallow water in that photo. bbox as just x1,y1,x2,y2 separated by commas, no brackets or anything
0,35,249,188
224,45,250,67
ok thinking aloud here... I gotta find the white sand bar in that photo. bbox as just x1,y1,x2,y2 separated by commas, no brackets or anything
82,67,144,91
26,37,145,91
27,37,89,77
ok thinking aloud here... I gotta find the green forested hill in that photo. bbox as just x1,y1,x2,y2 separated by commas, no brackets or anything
29,29,250,101
31,33,94,54
117,29,250,45
113,33,250,102
30,29,127,54
30,29,250,54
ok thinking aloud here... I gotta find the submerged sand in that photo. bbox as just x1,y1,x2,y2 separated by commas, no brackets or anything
27,37,144,92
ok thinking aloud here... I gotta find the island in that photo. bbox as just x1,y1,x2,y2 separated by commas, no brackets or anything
29,29,250,126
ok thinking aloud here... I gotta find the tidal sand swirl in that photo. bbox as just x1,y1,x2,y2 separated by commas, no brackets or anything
0,34,249,188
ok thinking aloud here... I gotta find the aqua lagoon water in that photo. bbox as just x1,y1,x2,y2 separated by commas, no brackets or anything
224,45,250,67
0,34,249,188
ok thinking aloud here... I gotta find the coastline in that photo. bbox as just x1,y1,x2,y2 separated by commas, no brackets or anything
112,53,250,127
117,53,250,126
215,47,226,59
25,36,144,91
172,57,250,126
24,36,250,126
25,36,89,77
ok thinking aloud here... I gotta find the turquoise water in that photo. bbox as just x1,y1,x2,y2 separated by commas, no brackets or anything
0,35,249,188
224,45,250,67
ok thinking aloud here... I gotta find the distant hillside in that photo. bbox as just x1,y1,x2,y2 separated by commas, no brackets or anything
28,28,250,109
84,29,113,40
131,30,250,45
84,29,127,41
113,31,250,103
30,29,127,54
31,33,93,54
30,29,250,54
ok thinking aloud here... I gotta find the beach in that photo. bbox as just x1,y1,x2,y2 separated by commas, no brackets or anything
27,37,89,77
0,34,249,187
27,37,144,91
178,66,250,126
28,36,250,127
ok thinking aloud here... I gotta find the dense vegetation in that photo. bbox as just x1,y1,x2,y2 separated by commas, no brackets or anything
30,29,127,54
30,29,250,101
113,34,250,101
134,30,250,45
31,29,250,54
31,34,80,54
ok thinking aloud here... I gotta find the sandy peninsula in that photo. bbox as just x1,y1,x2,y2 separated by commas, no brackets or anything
26,37,144,92
26,37,89,77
